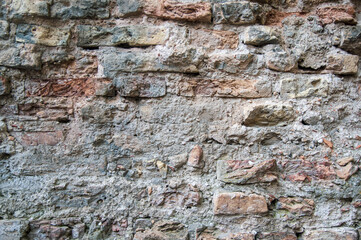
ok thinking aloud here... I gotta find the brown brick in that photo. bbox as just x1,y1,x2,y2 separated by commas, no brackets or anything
303,228,358,240
257,232,297,240
144,0,211,22
213,192,268,215
316,5,356,25
13,131,64,146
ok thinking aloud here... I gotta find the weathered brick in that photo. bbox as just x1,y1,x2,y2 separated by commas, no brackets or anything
257,232,297,240
335,163,358,180
280,75,329,98
25,78,112,97
187,145,203,168
176,78,272,98
326,53,359,75
113,76,166,98
134,221,188,240
217,159,277,184
303,228,358,240
0,44,41,69
77,25,167,48
213,192,268,215
276,197,315,216
153,184,201,208
144,0,211,22
16,24,70,47
316,5,356,25
281,159,336,182
244,25,279,46
197,229,255,240
0,220,29,240
243,103,295,127
213,2,263,25
13,131,64,146
0,76,10,95
51,0,109,19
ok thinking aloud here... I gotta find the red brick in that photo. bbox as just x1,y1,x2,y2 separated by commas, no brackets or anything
213,192,268,215
316,5,356,25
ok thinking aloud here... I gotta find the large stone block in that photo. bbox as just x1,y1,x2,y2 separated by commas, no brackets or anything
303,228,358,240
280,75,329,98
265,46,297,72
0,219,29,240
257,232,297,240
16,24,70,46
213,2,263,25
0,44,41,69
134,221,188,240
7,0,51,19
189,29,239,49
144,0,211,22
51,0,110,19
217,159,277,184
77,25,167,48
243,103,295,127
100,48,203,76
214,192,268,215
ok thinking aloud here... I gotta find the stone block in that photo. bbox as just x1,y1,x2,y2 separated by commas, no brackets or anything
100,48,203,77
217,159,277,184
117,0,143,17
326,53,359,75
16,24,70,46
243,103,295,127
213,2,262,25
187,145,203,168
113,76,166,98
244,25,279,46
276,197,315,216
176,77,272,98
280,75,329,98
8,0,51,19
338,26,361,55
0,20,9,39
0,44,41,69
303,228,358,240
12,131,64,146
335,163,358,180
189,29,239,49
0,219,29,240
77,25,167,48
144,0,211,22
207,50,254,73
213,192,268,215
265,46,297,72
51,0,110,19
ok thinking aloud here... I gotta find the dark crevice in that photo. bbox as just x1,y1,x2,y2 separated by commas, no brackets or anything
297,64,326,72
301,119,310,125
183,72,200,77
115,43,151,49
81,46,99,50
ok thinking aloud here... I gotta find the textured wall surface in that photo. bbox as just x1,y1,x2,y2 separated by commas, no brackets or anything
0,0,361,239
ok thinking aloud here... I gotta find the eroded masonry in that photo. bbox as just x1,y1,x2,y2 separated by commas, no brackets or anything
0,0,361,239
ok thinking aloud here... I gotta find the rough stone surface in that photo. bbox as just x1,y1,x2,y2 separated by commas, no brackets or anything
213,2,263,25
1,0,361,239
214,192,268,215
